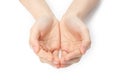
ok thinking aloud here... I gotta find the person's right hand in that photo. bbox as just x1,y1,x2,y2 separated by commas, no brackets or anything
29,16,60,68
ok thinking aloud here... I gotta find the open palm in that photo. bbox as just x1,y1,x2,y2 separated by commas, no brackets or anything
60,17,91,67
29,17,60,67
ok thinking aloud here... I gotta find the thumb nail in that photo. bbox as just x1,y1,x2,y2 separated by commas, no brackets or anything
32,46,38,53
81,46,86,54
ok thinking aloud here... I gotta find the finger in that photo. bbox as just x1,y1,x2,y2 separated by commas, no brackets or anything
39,57,54,66
65,57,81,65
38,49,53,62
60,64,71,68
72,19,91,54
80,40,91,54
53,50,59,64
53,50,60,68
60,51,68,65
61,51,68,58
64,49,82,61
60,58,80,68
29,23,41,53
77,22,91,54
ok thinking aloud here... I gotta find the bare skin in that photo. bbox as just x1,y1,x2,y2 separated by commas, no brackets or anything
30,17,60,68
20,0,60,68
60,0,99,67
60,16,90,67
20,0,99,68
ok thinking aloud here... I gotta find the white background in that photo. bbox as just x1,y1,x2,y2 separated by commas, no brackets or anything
0,0,120,80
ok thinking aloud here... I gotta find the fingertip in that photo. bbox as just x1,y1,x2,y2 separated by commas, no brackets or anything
53,58,60,68
80,41,90,54
56,66,60,69
32,46,39,53
60,57,70,68
60,64,65,68
54,64,60,69
29,39,40,54
80,46,86,54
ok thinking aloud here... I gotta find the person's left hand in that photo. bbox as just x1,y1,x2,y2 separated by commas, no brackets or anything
60,16,91,67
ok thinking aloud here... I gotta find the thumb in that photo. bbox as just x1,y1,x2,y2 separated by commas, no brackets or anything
31,40,39,54
80,40,91,54
76,21,91,54
29,23,41,54
79,26,91,54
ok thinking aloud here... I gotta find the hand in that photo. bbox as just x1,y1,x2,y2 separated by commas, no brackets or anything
29,16,60,68
20,0,97,68
60,15,91,67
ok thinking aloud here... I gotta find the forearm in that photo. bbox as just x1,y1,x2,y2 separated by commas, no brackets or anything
19,0,54,20
65,0,99,19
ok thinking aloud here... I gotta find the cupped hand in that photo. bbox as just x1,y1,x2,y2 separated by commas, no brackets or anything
29,15,91,68
60,16,91,67
29,16,60,68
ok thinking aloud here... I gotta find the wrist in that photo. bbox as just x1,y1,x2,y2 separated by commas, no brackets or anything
35,12,55,21
62,11,83,21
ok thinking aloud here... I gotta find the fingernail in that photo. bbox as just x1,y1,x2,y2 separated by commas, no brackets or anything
32,46,38,53
81,46,86,54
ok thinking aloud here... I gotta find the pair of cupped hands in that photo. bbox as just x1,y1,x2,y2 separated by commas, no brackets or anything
29,13,91,68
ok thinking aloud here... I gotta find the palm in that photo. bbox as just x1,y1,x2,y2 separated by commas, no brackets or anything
59,17,91,67
30,17,60,67
39,19,60,52
60,18,82,54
